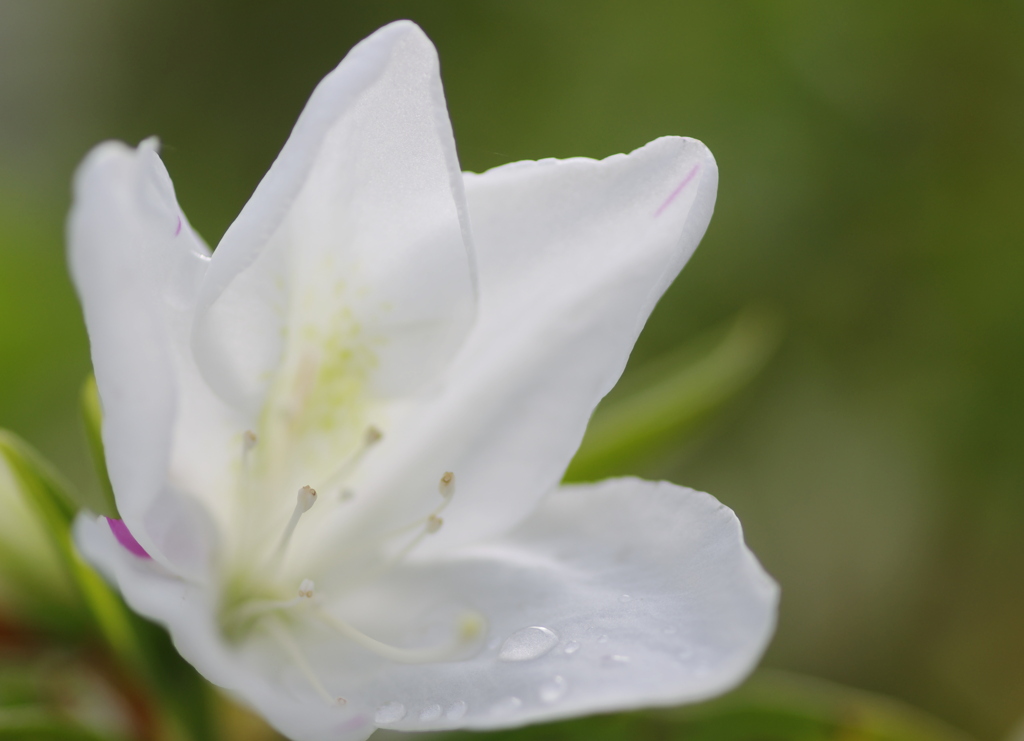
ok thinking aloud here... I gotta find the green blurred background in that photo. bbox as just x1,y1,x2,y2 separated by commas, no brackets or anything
1,1,1022,739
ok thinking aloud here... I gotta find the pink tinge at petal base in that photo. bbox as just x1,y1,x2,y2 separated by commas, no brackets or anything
106,517,152,559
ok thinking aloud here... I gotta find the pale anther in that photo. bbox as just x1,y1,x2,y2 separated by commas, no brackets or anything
297,485,317,512
459,612,485,642
242,430,258,451
298,579,315,598
439,471,455,498
426,515,443,534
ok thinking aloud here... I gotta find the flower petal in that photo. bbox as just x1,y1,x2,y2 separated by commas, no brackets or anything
320,478,777,732
77,479,775,739
191,21,476,418
317,137,716,558
68,139,221,578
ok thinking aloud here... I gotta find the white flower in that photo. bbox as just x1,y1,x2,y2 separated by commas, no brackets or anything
68,20,778,741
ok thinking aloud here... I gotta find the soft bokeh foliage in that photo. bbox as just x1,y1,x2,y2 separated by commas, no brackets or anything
1,1,1022,739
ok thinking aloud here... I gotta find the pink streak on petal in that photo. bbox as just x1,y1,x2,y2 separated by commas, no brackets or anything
106,517,152,559
654,164,701,217
335,715,369,732
174,215,182,236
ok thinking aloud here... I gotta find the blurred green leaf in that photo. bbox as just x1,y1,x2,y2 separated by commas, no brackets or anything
0,429,214,741
656,670,975,741
0,705,123,741
79,375,119,520
0,431,78,525
0,544,79,634
566,307,782,482
0,459,79,629
415,670,972,741
0,431,147,673
0,430,89,630
0,657,140,741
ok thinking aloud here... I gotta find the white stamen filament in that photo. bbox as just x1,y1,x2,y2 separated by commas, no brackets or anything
313,607,484,664
377,471,457,542
388,528,433,566
230,578,315,624
232,595,307,623
275,486,317,560
238,430,257,504
235,431,262,548
309,470,457,592
235,577,484,670
264,616,345,707
317,426,383,496
233,453,477,685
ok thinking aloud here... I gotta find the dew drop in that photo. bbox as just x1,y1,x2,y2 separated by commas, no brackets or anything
498,626,559,662
563,640,581,655
539,675,568,704
445,701,467,720
418,704,442,722
374,701,406,725
619,594,632,603
601,654,630,667
490,696,522,715
596,635,609,644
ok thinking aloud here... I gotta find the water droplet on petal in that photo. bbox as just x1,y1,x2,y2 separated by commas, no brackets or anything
498,626,559,661
374,701,406,725
539,675,568,703
596,635,609,644
601,654,630,667
563,640,580,655
491,696,522,715
445,701,467,720
619,594,632,603
418,704,442,722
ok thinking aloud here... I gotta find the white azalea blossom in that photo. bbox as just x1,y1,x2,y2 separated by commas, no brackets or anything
68,20,778,741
